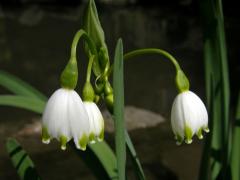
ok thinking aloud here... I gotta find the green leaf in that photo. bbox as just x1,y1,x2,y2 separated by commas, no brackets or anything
0,70,46,101
236,92,240,120
83,0,105,50
0,95,45,114
199,0,230,179
231,92,240,180
113,39,126,180
125,131,145,180
6,138,41,180
70,141,117,180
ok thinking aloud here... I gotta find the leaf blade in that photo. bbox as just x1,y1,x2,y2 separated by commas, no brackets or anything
0,95,45,114
125,131,145,180
6,138,41,180
113,38,126,180
0,70,46,101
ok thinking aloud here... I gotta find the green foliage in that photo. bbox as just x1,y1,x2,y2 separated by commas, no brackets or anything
113,39,126,180
0,95,45,113
6,138,41,180
199,0,231,179
230,93,240,180
0,70,46,101
125,131,145,180
70,141,117,179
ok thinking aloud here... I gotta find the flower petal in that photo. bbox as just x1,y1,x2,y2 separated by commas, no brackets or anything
68,90,90,150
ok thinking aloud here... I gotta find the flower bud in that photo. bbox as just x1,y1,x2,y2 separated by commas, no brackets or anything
104,81,113,95
105,93,113,113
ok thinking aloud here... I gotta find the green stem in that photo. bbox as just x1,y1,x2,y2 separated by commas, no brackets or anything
71,29,97,58
107,48,189,92
124,48,181,70
107,48,181,76
86,55,95,82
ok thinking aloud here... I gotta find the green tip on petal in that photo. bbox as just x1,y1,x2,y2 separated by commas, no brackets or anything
197,128,203,139
98,125,104,141
42,126,50,144
60,135,68,150
204,127,210,133
89,132,96,144
78,133,88,151
185,138,193,144
184,125,193,144
175,134,183,145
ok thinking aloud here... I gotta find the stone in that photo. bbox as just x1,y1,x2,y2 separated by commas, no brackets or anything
103,105,165,132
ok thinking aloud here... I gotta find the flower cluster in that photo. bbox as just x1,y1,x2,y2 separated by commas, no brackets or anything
42,88,104,150
40,0,209,149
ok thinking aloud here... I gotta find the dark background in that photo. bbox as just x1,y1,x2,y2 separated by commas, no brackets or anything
0,0,239,179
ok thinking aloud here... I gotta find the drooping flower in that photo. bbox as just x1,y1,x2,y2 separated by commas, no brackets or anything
83,102,104,143
171,90,209,145
42,88,90,150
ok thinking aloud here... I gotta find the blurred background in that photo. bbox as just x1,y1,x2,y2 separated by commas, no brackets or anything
0,0,239,179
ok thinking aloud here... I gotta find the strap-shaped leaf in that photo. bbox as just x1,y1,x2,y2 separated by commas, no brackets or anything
70,141,117,179
125,131,145,180
0,95,45,114
0,70,46,101
113,39,126,180
113,39,145,180
231,92,240,180
6,138,41,180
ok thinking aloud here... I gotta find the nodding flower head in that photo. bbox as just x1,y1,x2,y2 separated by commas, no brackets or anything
171,90,209,145
83,102,104,144
42,88,90,151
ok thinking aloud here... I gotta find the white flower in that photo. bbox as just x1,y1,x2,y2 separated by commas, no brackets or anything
171,90,209,145
83,102,104,143
42,88,90,151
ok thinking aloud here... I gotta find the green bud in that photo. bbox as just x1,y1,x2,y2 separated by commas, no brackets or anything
60,57,78,89
104,81,113,95
175,70,190,93
82,82,95,101
105,93,113,113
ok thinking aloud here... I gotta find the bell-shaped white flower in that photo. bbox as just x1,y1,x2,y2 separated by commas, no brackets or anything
171,90,209,145
42,88,90,151
83,102,104,143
